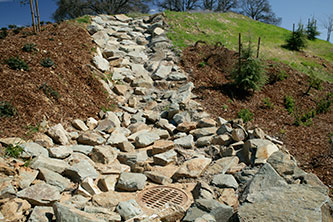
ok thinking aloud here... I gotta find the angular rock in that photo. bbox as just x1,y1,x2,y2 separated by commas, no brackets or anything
53,202,104,222
174,135,194,149
176,122,197,132
47,124,69,145
211,174,239,189
197,118,216,128
86,117,98,130
81,177,102,196
70,145,94,155
206,156,239,175
33,133,54,148
243,139,279,165
18,168,39,189
153,149,177,166
117,199,143,221
1,198,31,222
196,136,213,147
107,131,128,146
63,159,99,182
117,151,148,167
17,183,61,206
231,128,246,142
145,171,172,185
113,84,129,96
49,146,73,159
38,167,71,192
90,145,118,164
192,181,215,200
93,55,110,72
28,206,54,222
135,132,160,148
211,134,232,146
218,188,239,210
0,178,16,198
190,127,217,140
152,140,174,154
98,175,119,192
77,132,105,146
20,142,48,158
116,172,147,191
92,191,122,209
30,155,70,173
173,157,212,180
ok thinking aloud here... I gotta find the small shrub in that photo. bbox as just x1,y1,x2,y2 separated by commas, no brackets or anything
5,144,23,158
6,57,29,71
76,15,91,24
198,61,207,68
0,101,17,117
222,104,228,111
231,45,267,92
8,24,17,29
262,97,274,109
237,109,254,123
294,110,315,127
305,71,322,95
285,23,307,51
284,95,295,114
40,57,55,68
275,70,288,81
316,93,332,114
13,27,23,35
306,17,320,40
22,43,37,52
39,83,60,100
0,28,8,39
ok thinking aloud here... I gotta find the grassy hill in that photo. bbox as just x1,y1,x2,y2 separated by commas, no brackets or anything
165,11,333,82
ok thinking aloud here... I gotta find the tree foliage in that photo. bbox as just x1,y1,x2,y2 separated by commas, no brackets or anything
239,0,281,25
285,23,307,51
53,0,150,22
202,0,238,12
157,0,200,11
306,17,320,40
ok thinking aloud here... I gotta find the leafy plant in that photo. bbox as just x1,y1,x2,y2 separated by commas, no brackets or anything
5,144,23,158
284,95,295,114
76,15,91,24
285,23,307,51
316,93,332,114
237,108,254,123
262,97,274,109
22,43,37,52
231,44,267,92
39,83,60,100
222,104,228,111
198,61,207,68
294,109,315,127
0,28,8,39
271,70,288,82
6,57,29,71
40,57,55,68
0,101,17,117
304,71,322,95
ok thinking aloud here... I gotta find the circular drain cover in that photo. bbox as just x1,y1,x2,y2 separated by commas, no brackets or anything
137,186,188,210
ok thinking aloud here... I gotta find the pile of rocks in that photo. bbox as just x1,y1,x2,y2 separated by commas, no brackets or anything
0,13,332,222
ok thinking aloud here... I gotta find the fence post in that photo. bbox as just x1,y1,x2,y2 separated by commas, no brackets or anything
257,37,261,58
238,33,242,74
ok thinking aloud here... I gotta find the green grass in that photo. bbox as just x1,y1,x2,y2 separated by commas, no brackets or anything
165,11,333,82
75,15,91,24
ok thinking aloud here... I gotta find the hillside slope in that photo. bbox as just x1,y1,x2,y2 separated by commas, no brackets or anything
165,11,333,82
0,21,112,138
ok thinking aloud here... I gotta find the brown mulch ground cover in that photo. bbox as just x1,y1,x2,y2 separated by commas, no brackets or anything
181,42,333,195
0,22,112,138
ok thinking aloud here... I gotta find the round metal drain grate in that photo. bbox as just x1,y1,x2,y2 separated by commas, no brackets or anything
137,186,188,210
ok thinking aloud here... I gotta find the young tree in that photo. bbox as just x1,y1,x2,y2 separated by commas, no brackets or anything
239,0,281,25
285,23,307,51
53,0,150,22
306,17,320,40
321,15,333,42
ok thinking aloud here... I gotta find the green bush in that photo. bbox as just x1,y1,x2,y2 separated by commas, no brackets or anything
284,95,295,114
262,97,274,109
5,144,23,158
6,57,29,71
305,71,322,95
0,28,8,39
306,17,320,40
316,93,332,114
0,101,17,117
22,43,37,52
294,110,315,127
40,57,55,68
285,23,307,51
237,109,254,123
39,83,60,100
231,45,267,92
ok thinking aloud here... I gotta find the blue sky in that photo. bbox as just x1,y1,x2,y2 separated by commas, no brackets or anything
0,0,332,42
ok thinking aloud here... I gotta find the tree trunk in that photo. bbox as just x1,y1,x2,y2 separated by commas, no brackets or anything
327,29,331,42
35,0,41,32
29,0,36,33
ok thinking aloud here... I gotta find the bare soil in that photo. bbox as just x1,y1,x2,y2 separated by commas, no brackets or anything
0,22,112,138
181,42,333,196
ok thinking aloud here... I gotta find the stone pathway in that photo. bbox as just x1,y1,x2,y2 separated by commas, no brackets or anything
0,13,332,222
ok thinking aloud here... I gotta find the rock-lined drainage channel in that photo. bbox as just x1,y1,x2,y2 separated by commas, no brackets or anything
0,13,332,222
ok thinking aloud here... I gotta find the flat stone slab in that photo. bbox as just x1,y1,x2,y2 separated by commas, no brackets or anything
17,183,61,206
173,157,212,180
116,172,147,191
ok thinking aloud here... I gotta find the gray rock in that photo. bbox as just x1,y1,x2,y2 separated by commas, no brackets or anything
92,30,109,48
197,118,216,128
28,206,54,222
70,145,94,155
117,199,143,220
53,202,105,222
174,135,194,149
196,136,213,147
116,172,147,191
84,206,121,221
0,178,16,198
20,142,48,158
231,128,246,142
95,119,117,132
144,171,172,185
167,72,187,81
17,183,61,206
216,124,233,135
63,159,99,182
266,150,297,177
77,132,106,146
192,181,215,200
238,184,333,222
153,149,177,166
241,163,287,202
72,119,89,131
173,157,212,180
118,141,135,152
190,127,217,139
38,167,71,192
47,124,69,145
30,156,70,173
152,64,172,80
89,145,118,164
86,117,98,130
18,168,39,189
135,132,160,148
49,146,73,159
243,139,279,165
211,174,239,189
